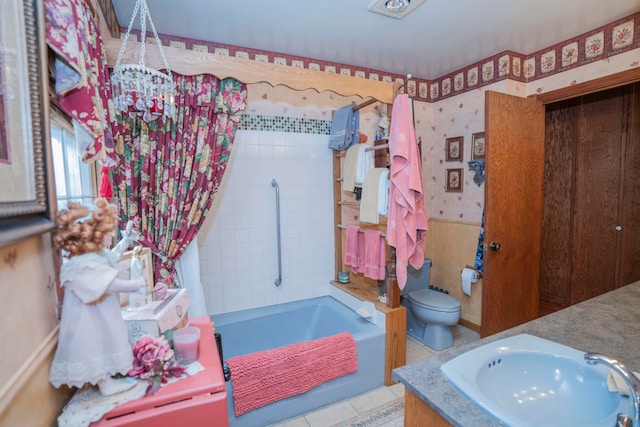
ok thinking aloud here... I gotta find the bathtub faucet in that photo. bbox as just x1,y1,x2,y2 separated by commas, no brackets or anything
584,352,640,427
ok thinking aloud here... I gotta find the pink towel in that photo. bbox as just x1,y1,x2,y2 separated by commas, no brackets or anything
351,231,366,274
226,332,358,416
344,225,360,269
363,230,386,280
386,94,429,289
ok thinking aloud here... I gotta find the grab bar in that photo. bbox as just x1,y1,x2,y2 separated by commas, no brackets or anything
271,179,282,286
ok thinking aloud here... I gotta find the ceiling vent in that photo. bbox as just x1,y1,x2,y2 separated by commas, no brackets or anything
368,0,428,19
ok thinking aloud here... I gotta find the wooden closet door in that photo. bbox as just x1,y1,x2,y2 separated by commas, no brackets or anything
619,83,640,287
570,87,626,304
540,100,577,308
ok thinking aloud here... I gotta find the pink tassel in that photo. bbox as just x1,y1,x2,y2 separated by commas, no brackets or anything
99,166,113,199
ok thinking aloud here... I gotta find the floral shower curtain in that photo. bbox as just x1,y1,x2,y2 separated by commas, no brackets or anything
111,74,247,284
44,0,116,165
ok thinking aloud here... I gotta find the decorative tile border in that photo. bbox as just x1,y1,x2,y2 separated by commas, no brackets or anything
585,32,605,59
239,114,331,134
128,11,639,104
517,13,638,83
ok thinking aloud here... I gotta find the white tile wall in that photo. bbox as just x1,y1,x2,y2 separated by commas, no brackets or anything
198,130,335,315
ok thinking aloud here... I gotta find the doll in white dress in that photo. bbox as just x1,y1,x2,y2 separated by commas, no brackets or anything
49,198,145,396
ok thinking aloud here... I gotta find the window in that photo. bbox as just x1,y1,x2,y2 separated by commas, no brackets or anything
50,111,98,211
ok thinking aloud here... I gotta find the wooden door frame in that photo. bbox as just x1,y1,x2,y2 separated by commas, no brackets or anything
534,67,640,316
533,68,640,104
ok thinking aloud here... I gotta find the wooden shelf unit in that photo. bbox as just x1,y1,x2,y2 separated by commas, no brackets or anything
331,123,406,385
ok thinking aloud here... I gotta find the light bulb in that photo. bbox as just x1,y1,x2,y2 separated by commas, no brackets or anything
385,0,410,12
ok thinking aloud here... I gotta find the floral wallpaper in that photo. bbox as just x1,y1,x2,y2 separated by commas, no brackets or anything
414,92,486,223
127,11,639,104
121,10,640,226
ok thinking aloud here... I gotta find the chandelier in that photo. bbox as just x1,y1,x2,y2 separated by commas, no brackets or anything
110,0,176,122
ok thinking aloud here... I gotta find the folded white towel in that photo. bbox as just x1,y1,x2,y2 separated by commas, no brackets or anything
343,144,361,192
355,144,373,187
360,168,387,224
378,169,390,217
607,370,640,396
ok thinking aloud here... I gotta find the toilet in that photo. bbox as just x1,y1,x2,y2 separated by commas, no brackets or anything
401,259,461,351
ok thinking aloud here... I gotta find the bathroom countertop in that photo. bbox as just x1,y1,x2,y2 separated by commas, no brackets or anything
392,281,640,426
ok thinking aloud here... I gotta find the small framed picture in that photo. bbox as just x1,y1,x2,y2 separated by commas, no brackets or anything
471,132,486,160
445,136,464,162
445,168,463,192
117,247,155,305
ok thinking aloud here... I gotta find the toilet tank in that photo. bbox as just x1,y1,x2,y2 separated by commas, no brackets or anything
379,258,432,294
403,259,432,294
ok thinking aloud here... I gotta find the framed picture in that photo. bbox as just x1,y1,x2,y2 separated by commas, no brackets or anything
117,247,155,306
0,0,54,246
445,136,464,162
118,247,155,295
471,132,486,160
446,168,464,192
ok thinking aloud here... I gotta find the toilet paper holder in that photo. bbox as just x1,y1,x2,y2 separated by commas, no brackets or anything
461,265,482,278
461,265,481,297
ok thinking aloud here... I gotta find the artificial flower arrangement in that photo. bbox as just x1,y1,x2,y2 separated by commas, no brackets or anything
127,334,187,396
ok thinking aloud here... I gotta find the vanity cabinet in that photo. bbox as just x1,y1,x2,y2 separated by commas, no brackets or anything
403,389,452,427
540,82,640,310
394,281,640,427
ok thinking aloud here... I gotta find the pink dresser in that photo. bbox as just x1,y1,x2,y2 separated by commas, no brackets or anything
93,316,229,427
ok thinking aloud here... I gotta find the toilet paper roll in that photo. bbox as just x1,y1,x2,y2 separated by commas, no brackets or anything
461,267,479,296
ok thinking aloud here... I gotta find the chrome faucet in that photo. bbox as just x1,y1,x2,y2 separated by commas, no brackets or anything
585,353,640,427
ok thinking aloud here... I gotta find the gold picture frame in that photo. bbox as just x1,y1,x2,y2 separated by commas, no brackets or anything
117,247,155,296
0,0,54,247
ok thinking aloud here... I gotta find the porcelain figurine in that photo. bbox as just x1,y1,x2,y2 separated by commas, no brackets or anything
49,198,145,396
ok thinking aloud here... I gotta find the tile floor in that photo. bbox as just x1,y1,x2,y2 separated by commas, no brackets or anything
269,325,480,427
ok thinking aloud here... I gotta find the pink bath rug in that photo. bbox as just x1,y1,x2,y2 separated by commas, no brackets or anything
226,331,358,416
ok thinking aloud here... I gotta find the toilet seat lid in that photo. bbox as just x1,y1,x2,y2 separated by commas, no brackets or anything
409,289,461,311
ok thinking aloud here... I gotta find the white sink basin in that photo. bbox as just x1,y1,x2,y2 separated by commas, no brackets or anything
441,334,628,427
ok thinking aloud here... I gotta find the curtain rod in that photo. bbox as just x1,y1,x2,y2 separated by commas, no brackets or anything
353,98,378,111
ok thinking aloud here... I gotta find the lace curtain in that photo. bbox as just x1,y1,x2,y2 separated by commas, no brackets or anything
111,74,247,284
